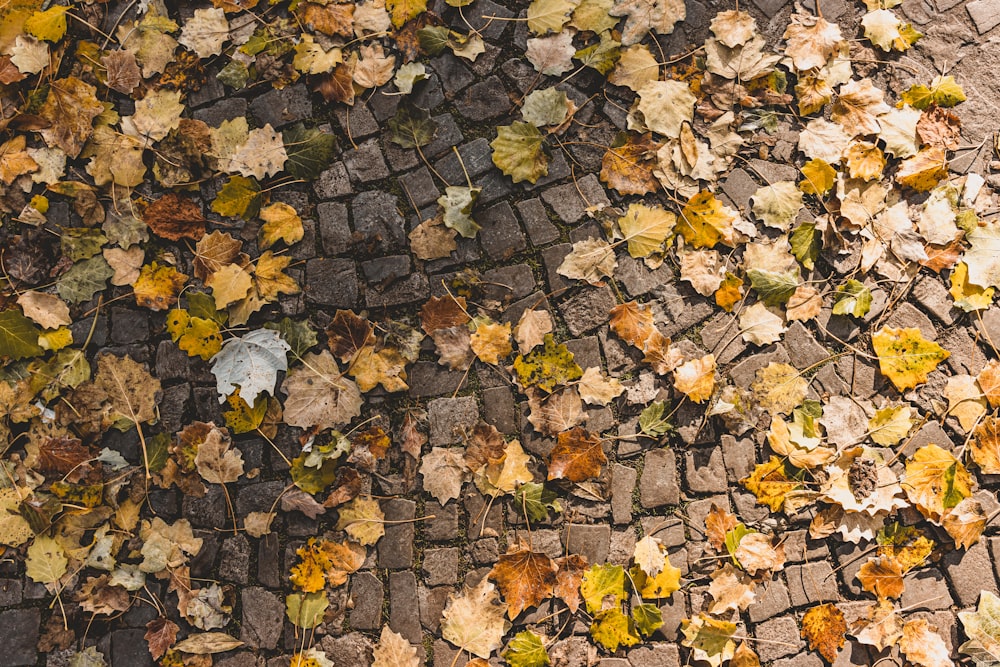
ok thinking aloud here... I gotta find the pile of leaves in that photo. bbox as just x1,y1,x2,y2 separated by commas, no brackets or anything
2,0,1000,665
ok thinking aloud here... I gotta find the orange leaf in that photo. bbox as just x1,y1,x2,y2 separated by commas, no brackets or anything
553,554,587,613
489,548,557,619
547,426,607,483
801,603,847,663
600,132,662,196
420,295,470,334
143,193,207,242
857,557,905,599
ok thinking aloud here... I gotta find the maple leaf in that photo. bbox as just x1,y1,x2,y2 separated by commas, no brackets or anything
526,386,585,436
782,13,843,71
600,133,662,195
547,426,607,482
39,77,104,158
610,0,686,45
609,301,657,348
801,603,847,663
211,329,290,404
905,444,973,522
134,263,187,312
372,626,420,667
282,351,363,431
145,617,179,661
441,578,510,659
231,124,288,179
194,425,244,485
490,547,558,619
258,202,304,250
902,75,966,109
0,135,38,185
179,7,229,58
899,618,954,667
742,456,801,512
871,327,949,392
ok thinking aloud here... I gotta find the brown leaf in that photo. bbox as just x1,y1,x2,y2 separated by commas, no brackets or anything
145,616,180,660
431,326,474,370
298,1,355,37
39,77,104,158
920,239,962,273
326,309,374,363
942,496,987,549
490,547,558,619
144,193,207,242
547,426,607,482
102,49,141,94
801,603,847,663
526,386,585,437
313,63,356,105
465,421,506,472
420,295,470,334
0,55,26,85
971,414,1000,474
399,411,427,460
324,467,363,507
193,231,242,281
916,105,961,151
857,557,905,599
77,574,131,615
553,554,588,613
705,503,738,550
600,132,662,196
35,436,92,480
731,641,761,667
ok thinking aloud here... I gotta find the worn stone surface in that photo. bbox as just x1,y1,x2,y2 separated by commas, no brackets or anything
240,588,284,650
640,449,680,508
786,562,841,607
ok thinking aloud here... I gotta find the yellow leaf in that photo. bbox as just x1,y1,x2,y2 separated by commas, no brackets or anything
386,0,427,28
677,191,738,249
166,310,223,360
134,262,187,311
801,604,847,662
904,444,972,522
871,326,949,391
206,263,253,309
335,496,384,546
673,354,716,403
26,534,68,585
25,5,69,42
253,251,300,302
470,320,512,365
258,202,304,250
896,146,948,191
845,141,886,181
950,261,994,312
617,202,675,258
349,345,409,393
742,456,801,512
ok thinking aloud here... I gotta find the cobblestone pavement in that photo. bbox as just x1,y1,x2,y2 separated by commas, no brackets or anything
5,0,1000,665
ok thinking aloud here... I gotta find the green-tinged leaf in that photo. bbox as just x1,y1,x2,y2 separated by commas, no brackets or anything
0,310,44,360
61,228,108,262
832,279,873,317
286,591,329,629
590,609,641,652
639,401,671,436
521,88,570,128
790,221,821,270
574,34,621,75
223,391,269,434
282,123,337,180
491,122,550,184
290,452,339,495
503,630,551,667
145,432,171,473
388,104,438,149
57,256,114,304
632,603,664,637
724,524,755,563
211,175,261,219
217,60,249,89
512,334,583,393
188,292,226,324
264,318,318,359
417,26,452,55
747,269,799,306
516,481,563,523
901,75,966,109
959,590,1000,665
438,186,481,238
580,563,625,614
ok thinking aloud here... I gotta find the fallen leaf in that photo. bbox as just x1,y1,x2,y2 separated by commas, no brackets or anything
441,578,510,659
801,603,847,663
547,426,607,482
871,327,949,392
